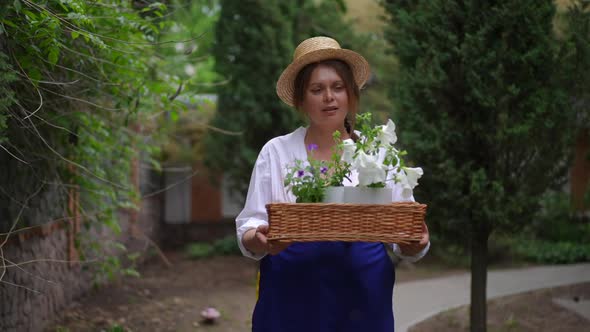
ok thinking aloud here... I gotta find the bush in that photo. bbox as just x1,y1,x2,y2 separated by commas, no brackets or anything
185,235,241,259
429,240,471,268
185,243,215,259
531,191,590,243
106,326,127,332
212,235,241,255
512,238,590,264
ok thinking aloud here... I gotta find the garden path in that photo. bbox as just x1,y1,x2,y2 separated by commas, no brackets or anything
394,262,590,332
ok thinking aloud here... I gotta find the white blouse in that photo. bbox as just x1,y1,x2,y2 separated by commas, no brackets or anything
236,126,430,261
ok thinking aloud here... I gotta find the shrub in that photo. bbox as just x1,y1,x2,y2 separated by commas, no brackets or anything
185,243,215,259
185,235,241,259
212,235,241,255
512,238,590,264
530,191,590,243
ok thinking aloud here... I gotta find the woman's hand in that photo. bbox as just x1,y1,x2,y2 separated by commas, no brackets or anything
398,221,429,256
242,225,290,255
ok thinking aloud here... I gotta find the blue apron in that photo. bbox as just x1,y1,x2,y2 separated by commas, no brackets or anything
253,241,395,332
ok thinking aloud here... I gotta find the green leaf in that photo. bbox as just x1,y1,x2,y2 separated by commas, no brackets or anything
123,268,140,278
170,110,178,122
127,252,141,261
1,20,18,29
71,30,79,40
105,217,122,235
48,46,59,66
13,0,21,13
113,243,127,251
27,67,41,83
22,10,37,21
118,200,139,210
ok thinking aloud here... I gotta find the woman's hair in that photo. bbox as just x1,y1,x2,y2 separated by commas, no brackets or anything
293,59,360,140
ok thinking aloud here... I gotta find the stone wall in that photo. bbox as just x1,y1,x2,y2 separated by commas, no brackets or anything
0,227,90,332
0,183,162,332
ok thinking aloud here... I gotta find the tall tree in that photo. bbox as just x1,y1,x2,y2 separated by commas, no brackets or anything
204,0,298,196
383,1,575,331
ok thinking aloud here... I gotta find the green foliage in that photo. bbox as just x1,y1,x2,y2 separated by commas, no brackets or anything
327,131,351,187
1,1,167,225
156,0,221,93
186,242,215,259
284,158,328,203
502,315,519,330
212,234,241,255
204,0,299,196
431,242,470,268
289,0,370,49
556,0,590,130
54,327,70,332
530,191,590,242
0,1,216,281
185,235,241,258
155,1,221,165
383,0,576,245
0,53,16,144
512,239,590,264
106,325,127,332
383,3,586,328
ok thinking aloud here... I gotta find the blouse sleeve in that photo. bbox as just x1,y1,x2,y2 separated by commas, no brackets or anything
235,146,272,260
388,169,431,262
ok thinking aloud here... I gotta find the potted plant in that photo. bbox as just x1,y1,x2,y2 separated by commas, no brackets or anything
283,131,352,203
340,112,423,203
285,113,423,204
270,113,426,243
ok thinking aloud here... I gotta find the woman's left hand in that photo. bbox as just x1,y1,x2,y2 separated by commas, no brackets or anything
398,221,429,256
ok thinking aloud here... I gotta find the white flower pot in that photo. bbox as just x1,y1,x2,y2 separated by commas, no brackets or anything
322,186,345,203
343,187,392,204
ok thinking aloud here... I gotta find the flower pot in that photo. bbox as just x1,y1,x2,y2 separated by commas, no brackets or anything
344,187,392,204
322,186,345,203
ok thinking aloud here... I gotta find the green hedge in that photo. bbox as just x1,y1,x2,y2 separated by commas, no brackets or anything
185,235,241,259
513,239,590,264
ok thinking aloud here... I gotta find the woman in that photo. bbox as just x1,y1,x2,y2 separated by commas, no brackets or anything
236,36,430,332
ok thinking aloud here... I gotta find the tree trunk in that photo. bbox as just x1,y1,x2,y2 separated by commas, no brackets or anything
470,227,489,332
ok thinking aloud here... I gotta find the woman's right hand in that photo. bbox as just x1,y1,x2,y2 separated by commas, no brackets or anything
242,225,290,255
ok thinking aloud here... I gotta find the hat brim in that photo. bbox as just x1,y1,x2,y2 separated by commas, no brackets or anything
276,48,370,107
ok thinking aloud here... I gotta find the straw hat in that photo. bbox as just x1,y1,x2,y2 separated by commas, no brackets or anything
276,36,371,107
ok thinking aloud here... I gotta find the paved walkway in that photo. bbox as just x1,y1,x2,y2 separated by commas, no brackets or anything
393,263,590,332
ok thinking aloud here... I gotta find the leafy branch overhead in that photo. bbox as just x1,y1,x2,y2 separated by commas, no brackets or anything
0,0,219,281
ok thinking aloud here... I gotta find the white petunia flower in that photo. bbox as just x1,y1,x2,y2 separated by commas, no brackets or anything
341,138,356,164
397,167,424,199
354,151,388,186
378,119,397,146
403,167,423,188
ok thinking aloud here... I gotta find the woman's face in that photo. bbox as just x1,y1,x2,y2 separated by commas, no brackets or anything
301,64,349,130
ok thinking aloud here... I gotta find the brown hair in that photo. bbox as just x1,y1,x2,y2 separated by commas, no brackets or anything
293,59,360,140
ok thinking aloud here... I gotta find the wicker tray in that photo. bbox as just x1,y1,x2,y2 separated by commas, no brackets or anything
266,202,426,244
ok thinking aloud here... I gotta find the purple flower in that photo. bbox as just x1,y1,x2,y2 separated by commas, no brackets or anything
320,166,328,174
307,143,318,151
297,170,305,177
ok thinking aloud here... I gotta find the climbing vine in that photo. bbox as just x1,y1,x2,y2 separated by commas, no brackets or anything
0,0,219,281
